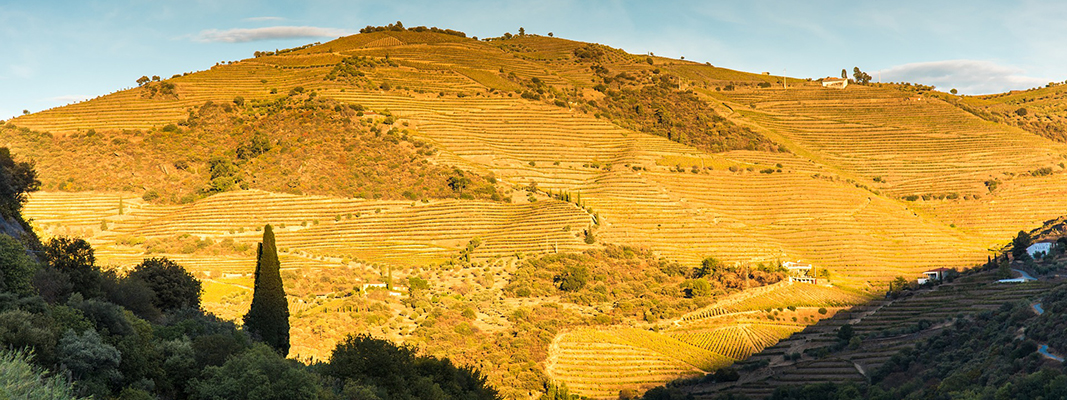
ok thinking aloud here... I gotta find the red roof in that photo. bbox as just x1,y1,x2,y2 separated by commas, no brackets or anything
824,77,846,81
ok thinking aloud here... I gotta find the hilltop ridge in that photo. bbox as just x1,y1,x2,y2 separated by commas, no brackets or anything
6,27,1067,398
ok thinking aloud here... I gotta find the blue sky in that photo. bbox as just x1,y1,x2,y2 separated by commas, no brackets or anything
2,0,1066,120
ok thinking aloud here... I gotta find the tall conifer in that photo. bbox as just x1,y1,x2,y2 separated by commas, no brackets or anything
243,224,290,355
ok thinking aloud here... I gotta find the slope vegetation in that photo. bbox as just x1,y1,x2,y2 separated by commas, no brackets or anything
543,280,867,398
6,29,1067,397
690,272,1061,399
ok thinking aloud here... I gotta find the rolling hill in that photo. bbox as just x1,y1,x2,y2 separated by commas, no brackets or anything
6,27,1067,398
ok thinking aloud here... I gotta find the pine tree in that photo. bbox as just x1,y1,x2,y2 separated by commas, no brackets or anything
243,224,290,356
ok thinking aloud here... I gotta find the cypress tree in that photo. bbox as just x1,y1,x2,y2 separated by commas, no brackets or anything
243,224,290,356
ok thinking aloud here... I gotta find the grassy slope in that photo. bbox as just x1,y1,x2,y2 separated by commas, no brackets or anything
2,89,501,204
7,30,1067,397
711,83,1067,251
951,83,1067,142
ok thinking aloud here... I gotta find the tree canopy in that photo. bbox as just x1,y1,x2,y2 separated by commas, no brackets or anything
128,257,202,312
242,224,290,356
191,343,318,400
1012,230,1033,259
43,237,101,300
325,333,499,400
0,234,37,295
0,147,40,219
852,67,872,84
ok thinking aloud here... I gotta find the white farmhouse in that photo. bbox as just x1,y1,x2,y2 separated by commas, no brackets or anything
822,77,848,89
917,267,952,285
784,261,819,284
1027,242,1053,258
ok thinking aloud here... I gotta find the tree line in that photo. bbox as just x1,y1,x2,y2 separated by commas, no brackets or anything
0,147,499,399
359,21,467,38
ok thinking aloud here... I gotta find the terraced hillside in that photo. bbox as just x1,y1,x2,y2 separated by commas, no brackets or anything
717,86,1067,196
544,281,868,398
689,272,1059,399
713,84,1067,249
950,82,1067,142
23,189,594,362
7,28,1067,397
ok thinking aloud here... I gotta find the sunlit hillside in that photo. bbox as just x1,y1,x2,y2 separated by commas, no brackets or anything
8,28,1067,398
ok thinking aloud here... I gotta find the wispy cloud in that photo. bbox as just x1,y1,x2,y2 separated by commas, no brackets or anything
196,26,352,43
876,60,1050,95
48,94,91,103
243,16,285,22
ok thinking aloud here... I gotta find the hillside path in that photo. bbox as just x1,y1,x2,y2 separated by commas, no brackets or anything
1012,269,1037,281
1026,302,1062,362
1040,344,1064,362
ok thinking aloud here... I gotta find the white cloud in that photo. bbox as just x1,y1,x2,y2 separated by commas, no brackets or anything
875,60,1050,95
48,94,91,104
196,26,352,43
243,16,286,22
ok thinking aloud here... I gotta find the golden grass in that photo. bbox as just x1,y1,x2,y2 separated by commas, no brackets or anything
12,31,1067,397
546,328,717,398
24,189,593,362
545,282,857,398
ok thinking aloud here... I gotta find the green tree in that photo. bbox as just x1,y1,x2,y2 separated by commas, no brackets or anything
236,132,273,160
692,256,721,278
191,343,318,400
447,175,470,192
950,88,958,95
837,324,854,341
104,275,160,321
128,257,202,312
325,333,497,400
852,67,872,84
1012,230,1032,260
243,224,290,356
554,266,589,292
0,349,84,400
518,27,525,36
540,382,578,400
841,69,847,79
887,276,910,297
997,254,1012,278
57,328,122,397
326,334,417,396
407,276,430,292
208,156,239,192
0,234,37,295
0,147,41,218
680,278,710,298
136,76,149,86
0,309,58,365
43,237,102,299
